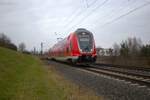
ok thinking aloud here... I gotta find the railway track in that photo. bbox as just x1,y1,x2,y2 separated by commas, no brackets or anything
46,60,150,100
46,60,150,89
95,63,150,72
91,65,150,78
82,64,150,88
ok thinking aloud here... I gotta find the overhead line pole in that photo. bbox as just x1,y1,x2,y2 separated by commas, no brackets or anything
41,42,43,55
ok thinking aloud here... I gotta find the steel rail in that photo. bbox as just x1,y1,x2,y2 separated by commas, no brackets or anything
83,66,150,88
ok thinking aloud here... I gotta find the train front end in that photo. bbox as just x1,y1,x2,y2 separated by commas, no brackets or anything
75,28,97,63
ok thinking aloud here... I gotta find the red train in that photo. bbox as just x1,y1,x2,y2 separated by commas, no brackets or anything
48,28,97,64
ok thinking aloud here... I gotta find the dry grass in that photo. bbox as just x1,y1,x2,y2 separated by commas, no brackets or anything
97,56,150,68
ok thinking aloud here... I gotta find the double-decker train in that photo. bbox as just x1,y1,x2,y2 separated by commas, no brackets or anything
48,28,97,64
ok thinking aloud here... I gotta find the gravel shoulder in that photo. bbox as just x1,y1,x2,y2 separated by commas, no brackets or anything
46,60,150,100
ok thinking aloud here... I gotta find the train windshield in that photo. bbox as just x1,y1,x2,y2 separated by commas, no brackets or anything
77,32,93,52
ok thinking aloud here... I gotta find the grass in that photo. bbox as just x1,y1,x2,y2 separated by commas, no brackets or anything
0,47,102,100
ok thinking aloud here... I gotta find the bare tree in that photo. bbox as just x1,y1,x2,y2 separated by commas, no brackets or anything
0,33,11,46
119,37,142,57
113,43,120,56
18,42,26,52
0,33,17,50
127,37,142,56
140,44,150,57
120,41,129,57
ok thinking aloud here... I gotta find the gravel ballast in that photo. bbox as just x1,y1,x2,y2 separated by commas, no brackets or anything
47,60,150,100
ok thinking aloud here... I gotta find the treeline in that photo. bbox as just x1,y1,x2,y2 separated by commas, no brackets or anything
97,37,150,67
113,37,150,57
0,33,31,54
140,45,150,57
97,37,150,57
0,33,17,51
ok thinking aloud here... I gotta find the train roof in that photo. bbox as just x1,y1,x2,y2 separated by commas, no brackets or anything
75,28,92,34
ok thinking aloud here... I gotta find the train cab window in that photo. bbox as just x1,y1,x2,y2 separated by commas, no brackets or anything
77,32,93,52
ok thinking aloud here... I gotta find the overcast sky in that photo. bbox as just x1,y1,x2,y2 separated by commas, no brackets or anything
0,0,150,51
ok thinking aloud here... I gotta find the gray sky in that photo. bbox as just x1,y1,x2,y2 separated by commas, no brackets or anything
0,0,150,51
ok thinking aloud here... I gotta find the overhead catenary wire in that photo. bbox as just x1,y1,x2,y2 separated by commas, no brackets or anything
89,0,99,7
69,0,141,31
63,0,90,30
64,0,98,33
66,0,109,33
64,0,150,34
92,0,140,28
64,9,83,28
94,1,150,29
